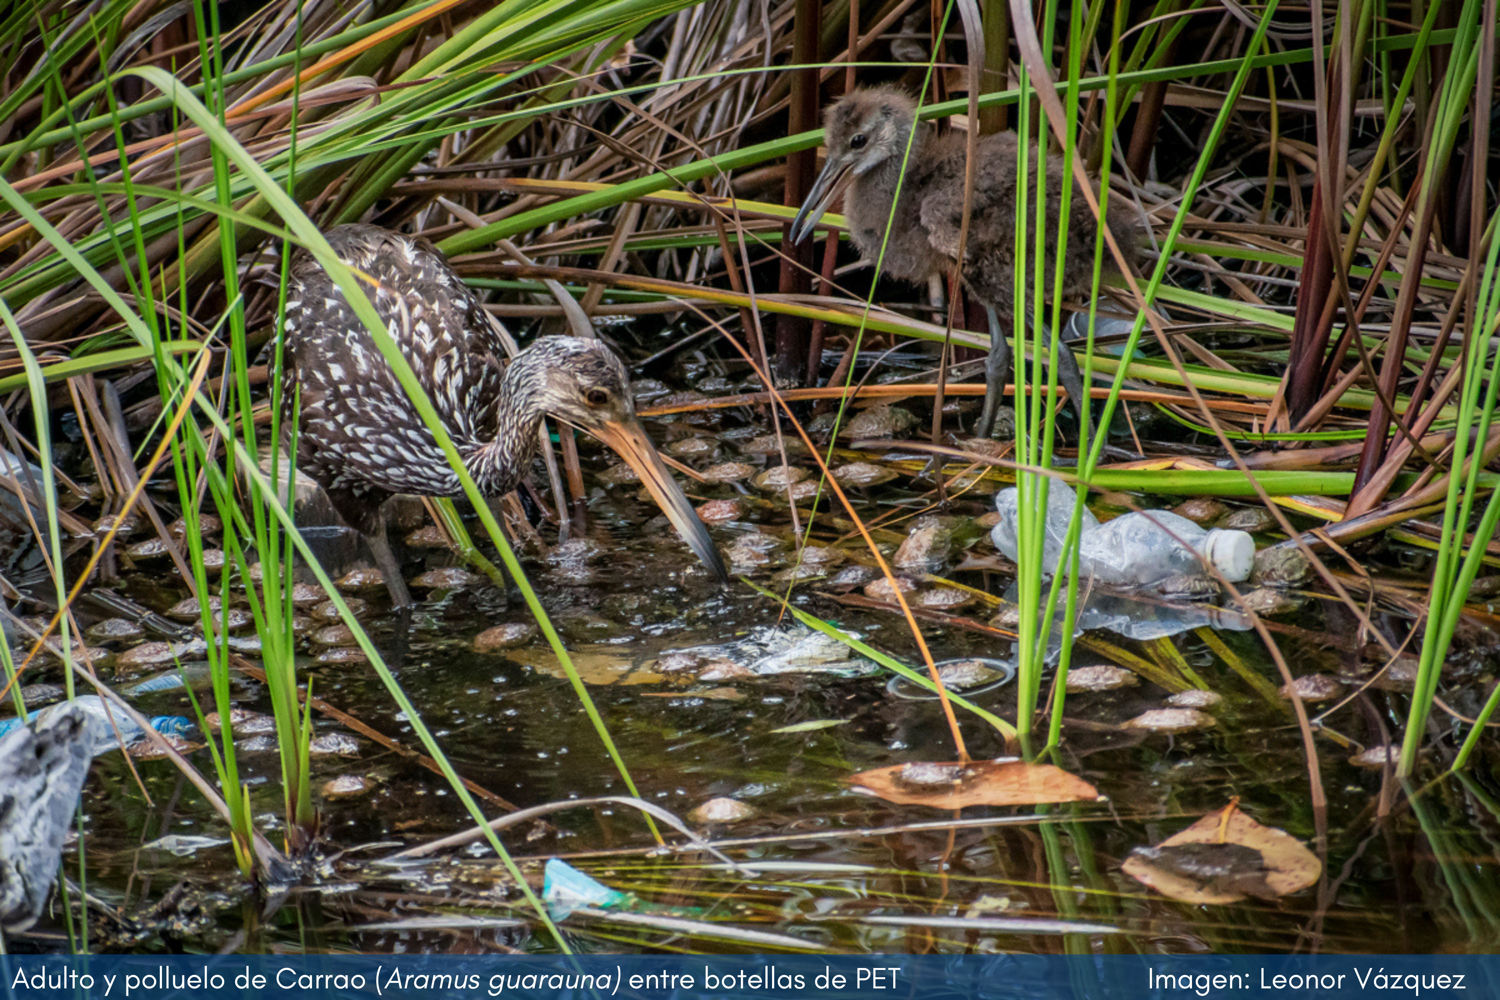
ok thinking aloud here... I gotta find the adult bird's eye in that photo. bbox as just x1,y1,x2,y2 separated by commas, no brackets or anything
850,133,868,150
585,388,610,406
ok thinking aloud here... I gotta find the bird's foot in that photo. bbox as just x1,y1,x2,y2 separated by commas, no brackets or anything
973,405,1016,442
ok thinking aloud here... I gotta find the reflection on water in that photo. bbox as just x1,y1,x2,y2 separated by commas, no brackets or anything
4,458,1496,957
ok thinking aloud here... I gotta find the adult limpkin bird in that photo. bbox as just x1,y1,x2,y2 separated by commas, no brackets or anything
790,86,1136,439
281,224,728,607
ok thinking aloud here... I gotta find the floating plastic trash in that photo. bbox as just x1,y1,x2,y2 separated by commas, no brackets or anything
543,858,629,921
992,482,1255,591
0,695,192,755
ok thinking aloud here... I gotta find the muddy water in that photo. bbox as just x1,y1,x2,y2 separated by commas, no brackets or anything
9,401,1500,955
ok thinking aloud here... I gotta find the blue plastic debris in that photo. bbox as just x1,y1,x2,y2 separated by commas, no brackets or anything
124,672,187,695
0,696,193,755
542,858,629,920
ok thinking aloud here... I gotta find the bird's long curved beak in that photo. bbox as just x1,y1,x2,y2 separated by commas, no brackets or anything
593,418,729,584
790,154,853,245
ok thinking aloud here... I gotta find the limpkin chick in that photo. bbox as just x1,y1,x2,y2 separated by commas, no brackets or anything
282,224,728,606
791,86,1136,439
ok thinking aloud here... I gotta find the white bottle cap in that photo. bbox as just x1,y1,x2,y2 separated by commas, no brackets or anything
1203,529,1255,582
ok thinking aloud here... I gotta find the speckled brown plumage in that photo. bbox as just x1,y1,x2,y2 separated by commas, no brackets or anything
283,225,511,532
791,86,1138,438
280,224,726,604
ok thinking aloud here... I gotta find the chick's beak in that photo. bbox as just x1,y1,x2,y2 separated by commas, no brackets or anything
790,153,853,245
592,417,729,584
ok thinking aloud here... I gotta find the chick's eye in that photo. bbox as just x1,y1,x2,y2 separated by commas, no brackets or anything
585,388,610,406
850,133,868,150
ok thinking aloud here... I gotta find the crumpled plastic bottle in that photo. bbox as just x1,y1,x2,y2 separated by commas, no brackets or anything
991,481,1255,592
996,584,1253,664
0,695,191,756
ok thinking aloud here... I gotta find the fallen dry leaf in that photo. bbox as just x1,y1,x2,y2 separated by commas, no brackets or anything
850,759,1100,808
1123,800,1322,904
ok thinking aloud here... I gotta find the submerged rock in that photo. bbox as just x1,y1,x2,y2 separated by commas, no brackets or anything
772,562,830,585
753,465,809,492
127,734,201,760
700,461,757,483
1350,745,1400,769
825,564,879,592
841,404,918,439
1066,665,1139,693
168,596,220,621
322,775,373,798
315,647,367,665
125,538,171,560
725,533,784,571
474,622,538,653
1124,708,1216,733
308,733,360,756
863,575,918,603
696,498,750,523
958,437,1009,459
665,437,716,458
893,515,978,572
784,480,822,502
86,618,145,644
1237,588,1305,616
92,512,140,537
1165,689,1223,710
204,709,276,735
202,608,255,633
115,640,206,670
631,378,671,404
547,538,603,586
832,462,899,488
933,658,1011,689
1172,498,1228,526
168,514,220,538
404,525,450,549
1216,507,1277,533
312,598,366,622
690,798,757,825
15,684,66,709
796,545,845,569
912,587,976,611
336,567,386,591
310,624,357,647
696,660,755,682
596,463,641,487
290,583,326,607
737,434,807,456
1252,546,1311,586
410,567,483,590
664,625,879,679
1280,674,1343,703
1365,656,1419,692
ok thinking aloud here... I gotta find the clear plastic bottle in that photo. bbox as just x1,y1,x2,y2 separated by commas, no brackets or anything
991,482,1255,591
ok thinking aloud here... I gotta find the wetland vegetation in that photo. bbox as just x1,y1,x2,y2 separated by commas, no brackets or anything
1,0,1498,958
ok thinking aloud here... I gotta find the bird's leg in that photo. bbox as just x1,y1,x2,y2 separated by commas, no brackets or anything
366,507,412,609
324,487,412,607
1050,322,1090,430
976,305,1013,440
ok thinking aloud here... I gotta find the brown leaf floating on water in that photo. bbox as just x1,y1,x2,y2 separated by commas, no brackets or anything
1123,799,1321,904
849,759,1100,808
